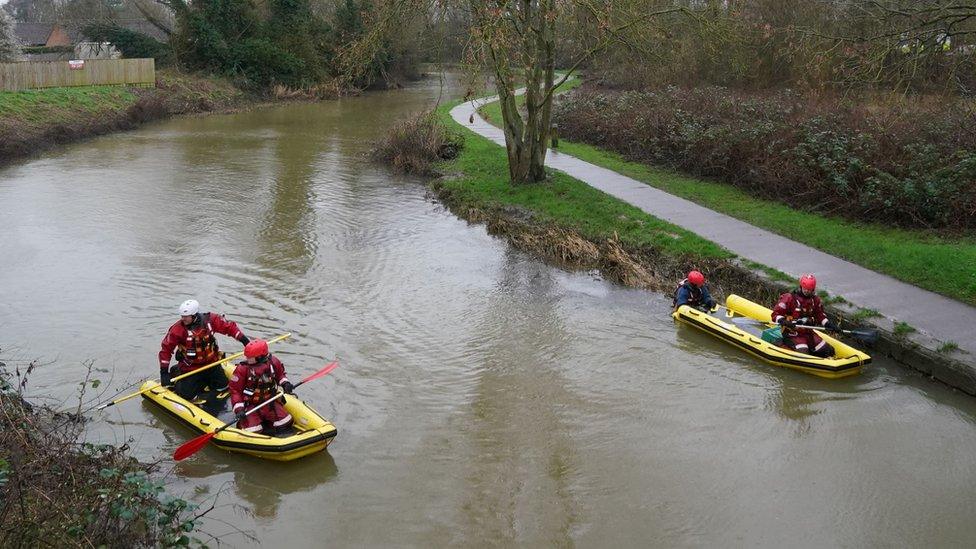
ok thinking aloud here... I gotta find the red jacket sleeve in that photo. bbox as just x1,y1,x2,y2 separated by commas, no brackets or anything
228,364,248,411
158,324,182,371
208,313,245,342
271,355,290,385
771,293,792,323
813,297,828,326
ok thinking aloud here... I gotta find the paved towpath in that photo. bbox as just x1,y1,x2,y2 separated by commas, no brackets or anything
451,96,976,357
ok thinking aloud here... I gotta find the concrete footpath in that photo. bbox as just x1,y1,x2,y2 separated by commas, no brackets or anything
451,96,976,362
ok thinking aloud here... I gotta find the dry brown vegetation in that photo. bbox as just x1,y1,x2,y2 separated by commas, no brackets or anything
371,111,464,175
432,177,783,302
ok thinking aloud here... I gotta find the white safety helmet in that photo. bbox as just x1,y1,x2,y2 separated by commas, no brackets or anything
178,299,200,317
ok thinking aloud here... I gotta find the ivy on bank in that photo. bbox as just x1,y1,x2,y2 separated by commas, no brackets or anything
0,360,207,547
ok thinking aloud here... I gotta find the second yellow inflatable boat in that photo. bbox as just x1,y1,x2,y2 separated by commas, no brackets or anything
673,294,871,378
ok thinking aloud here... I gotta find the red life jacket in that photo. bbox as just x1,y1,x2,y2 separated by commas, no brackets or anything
776,290,823,335
238,357,281,405
177,313,220,367
786,291,821,318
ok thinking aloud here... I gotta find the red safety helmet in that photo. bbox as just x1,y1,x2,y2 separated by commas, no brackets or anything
799,274,817,293
687,270,705,287
244,339,269,359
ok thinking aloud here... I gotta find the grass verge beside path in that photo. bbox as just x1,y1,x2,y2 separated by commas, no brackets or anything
478,91,976,306
437,100,732,262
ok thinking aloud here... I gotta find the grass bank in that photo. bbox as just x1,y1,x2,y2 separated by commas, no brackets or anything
477,90,976,306
0,69,249,167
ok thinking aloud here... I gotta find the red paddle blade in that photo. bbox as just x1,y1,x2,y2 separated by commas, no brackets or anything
173,431,218,461
299,361,339,386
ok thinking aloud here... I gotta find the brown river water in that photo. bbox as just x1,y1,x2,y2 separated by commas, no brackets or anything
2,75,976,547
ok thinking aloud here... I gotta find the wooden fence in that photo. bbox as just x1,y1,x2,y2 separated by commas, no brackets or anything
0,59,155,92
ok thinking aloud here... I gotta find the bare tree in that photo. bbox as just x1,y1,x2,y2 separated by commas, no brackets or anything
4,0,60,22
466,0,559,183
464,0,694,184
790,1,976,92
0,8,21,63
129,0,176,37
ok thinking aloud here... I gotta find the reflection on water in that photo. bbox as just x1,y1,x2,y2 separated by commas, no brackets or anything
151,401,340,521
458,249,583,545
2,74,976,546
233,453,339,519
675,324,875,427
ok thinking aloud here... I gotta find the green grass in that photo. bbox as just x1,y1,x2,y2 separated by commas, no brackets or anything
0,71,244,128
850,308,882,322
0,86,137,124
938,341,959,354
478,89,976,306
893,321,917,338
742,260,794,285
437,100,731,260
819,291,849,306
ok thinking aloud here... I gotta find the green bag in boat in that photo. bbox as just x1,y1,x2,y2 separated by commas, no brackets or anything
761,327,783,345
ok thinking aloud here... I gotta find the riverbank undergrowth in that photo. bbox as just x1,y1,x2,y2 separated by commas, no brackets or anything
0,358,206,547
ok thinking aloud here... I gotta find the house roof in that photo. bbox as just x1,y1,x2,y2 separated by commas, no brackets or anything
13,20,170,48
118,21,169,42
13,22,54,46
75,20,170,43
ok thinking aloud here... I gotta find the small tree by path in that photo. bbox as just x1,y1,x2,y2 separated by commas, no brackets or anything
342,0,698,185
466,0,559,184
464,0,696,185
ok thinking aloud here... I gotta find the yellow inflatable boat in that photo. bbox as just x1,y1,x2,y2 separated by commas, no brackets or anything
673,294,871,378
141,363,337,461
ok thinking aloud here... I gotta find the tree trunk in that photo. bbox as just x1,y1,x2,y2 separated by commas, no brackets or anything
484,0,557,185
496,78,530,183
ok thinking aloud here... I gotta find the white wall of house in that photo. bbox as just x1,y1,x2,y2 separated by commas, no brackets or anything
74,41,121,59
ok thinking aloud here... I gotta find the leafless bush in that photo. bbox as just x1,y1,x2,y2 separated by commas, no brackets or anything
371,111,464,175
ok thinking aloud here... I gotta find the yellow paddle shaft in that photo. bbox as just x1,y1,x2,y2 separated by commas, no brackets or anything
97,332,291,410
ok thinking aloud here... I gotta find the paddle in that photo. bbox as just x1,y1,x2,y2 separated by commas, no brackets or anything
172,360,339,461
96,332,292,411
730,317,878,344
795,324,879,345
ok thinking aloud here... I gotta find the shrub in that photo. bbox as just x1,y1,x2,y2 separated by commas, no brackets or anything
21,45,74,54
126,94,169,124
371,111,464,175
232,38,307,89
0,360,204,547
553,87,976,231
82,24,174,66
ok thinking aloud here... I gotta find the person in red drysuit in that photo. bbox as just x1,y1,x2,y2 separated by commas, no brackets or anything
771,274,840,358
228,339,295,434
158,299,250,401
